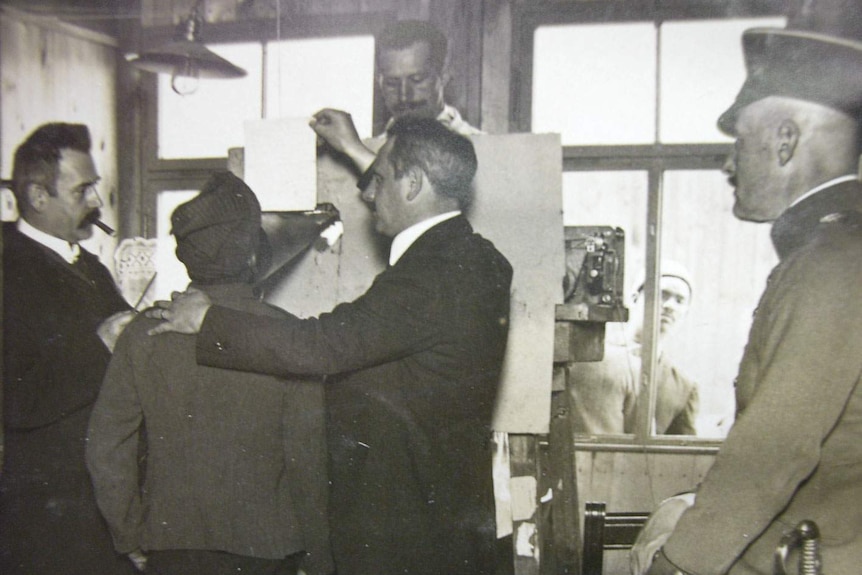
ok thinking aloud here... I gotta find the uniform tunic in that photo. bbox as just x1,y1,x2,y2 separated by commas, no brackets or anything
663,180,862,575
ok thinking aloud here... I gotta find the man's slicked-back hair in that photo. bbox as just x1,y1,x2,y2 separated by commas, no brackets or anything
376,20,448,74
386,115,477,209
11,123,91,206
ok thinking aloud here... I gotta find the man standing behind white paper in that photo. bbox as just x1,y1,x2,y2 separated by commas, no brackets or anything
244,117,318,211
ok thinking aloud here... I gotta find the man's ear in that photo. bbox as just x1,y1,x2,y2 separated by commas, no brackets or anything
405,166,424,201
777,119,799,167
26,183,49,212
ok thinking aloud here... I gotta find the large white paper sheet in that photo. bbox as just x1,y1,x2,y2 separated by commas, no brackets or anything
243,117,317,211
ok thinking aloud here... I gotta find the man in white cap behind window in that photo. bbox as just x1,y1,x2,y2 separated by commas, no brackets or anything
569,260,700,436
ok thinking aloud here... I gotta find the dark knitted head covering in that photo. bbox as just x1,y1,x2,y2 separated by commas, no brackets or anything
171,172,271,284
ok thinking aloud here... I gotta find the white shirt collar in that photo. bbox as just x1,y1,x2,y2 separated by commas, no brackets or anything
790,174,860,208
389,211,460,266
18,218,80,263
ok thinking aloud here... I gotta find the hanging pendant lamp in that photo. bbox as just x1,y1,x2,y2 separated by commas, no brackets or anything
126,0,246,95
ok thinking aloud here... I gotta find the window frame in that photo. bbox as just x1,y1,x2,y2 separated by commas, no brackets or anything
138,11,391,235
513,0,785,452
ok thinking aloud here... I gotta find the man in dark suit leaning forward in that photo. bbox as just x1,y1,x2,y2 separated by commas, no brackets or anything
147,116,514,575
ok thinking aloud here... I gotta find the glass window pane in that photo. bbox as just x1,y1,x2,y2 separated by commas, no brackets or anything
659,17,786,143
153,190,197,301
533,23,656,145
564,171,649,436
660,170,777,437
158,43,263,159
265,36,375,138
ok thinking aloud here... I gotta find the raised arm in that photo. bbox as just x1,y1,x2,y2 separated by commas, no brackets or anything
309,108,377,174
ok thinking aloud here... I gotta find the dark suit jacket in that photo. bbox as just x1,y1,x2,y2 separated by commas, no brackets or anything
197,216,513,575
1,222,133,575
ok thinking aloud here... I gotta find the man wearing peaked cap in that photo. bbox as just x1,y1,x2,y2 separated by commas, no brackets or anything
86,172,333,575
645,1,862,574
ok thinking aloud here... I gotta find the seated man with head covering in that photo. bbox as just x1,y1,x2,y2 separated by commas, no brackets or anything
86,172,333,575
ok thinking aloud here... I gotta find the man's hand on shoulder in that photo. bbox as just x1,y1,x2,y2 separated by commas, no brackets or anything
145,287,212,336
127,549,147,572
97,310,137,353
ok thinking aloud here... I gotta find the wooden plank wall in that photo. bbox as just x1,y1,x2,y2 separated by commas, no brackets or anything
577,450,714,513
0,6,121,274
575,450,715,574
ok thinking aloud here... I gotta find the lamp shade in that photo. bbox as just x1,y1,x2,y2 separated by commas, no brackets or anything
126,41,246,79
126,1,246,82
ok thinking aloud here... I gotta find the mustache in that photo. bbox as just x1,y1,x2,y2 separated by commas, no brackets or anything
390,102,432,115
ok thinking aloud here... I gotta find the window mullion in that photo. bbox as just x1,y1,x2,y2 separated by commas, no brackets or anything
634,165,664,442
261,41,268,118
